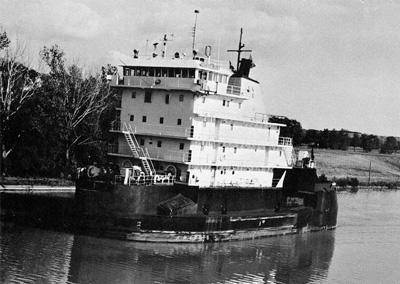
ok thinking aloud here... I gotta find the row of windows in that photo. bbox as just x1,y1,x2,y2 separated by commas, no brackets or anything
132,91,185,104
198,70,228,84
124,67,195,78
139,138,185,150
123,67,228,83
201,96,242,108
129,115,182,125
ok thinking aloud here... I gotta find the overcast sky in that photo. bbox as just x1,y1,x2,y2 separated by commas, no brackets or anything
1,0,399,136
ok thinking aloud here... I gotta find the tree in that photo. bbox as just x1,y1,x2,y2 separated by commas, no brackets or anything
0,28,41,176
380,136,397,154
269,116,303,146
361,134,380,152
38,45,116,174
337,129,349,151
318,129,330,149
350,132,361,151
302,129,320,146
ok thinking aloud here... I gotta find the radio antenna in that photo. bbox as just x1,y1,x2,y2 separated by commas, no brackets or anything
192,10,200,51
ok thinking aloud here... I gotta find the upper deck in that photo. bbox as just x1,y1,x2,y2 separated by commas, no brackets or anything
107,56,252,99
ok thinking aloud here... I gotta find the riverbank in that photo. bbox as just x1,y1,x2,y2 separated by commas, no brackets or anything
299,148,400,184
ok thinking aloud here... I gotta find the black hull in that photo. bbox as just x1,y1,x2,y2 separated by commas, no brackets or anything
73,172,338,242
1,168,338,243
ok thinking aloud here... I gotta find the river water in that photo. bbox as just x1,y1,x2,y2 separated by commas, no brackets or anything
1,190,400,284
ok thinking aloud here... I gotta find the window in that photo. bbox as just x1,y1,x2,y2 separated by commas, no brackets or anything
227,101,230,107
234,147,237,154
149,68,155,77
165,94,170,104
200,144,204,151
179,94,184,102
131,91,136,98
189,69,195,78
222,146,226,153
202,97,206,103
177,118,182,125
181,69,188,78
159,117,164,124
179,143,184,150
130,115,134,121
144,91,152,103
142,116,147,122
231,124,234,130
222,100,226,106
157,141,162,148
238,103,242,109
168,68,175,77
140,139,145,146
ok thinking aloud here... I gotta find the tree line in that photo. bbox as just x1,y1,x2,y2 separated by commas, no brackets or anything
270,116,398,154
0,28,118,179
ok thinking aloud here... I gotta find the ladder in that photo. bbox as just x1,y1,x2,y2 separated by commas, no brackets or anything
122,123,156,176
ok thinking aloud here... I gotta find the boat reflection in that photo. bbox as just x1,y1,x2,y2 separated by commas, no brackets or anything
68,230,335,284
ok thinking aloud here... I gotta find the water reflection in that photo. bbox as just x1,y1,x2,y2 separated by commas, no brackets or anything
0,224,74,284
67,230,335,284
1,222,335,284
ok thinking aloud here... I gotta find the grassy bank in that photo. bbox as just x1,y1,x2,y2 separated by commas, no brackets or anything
302,148,400,184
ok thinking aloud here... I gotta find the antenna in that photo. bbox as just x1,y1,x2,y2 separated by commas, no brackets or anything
161,34,174,58
192,10,200,51
227,28,252,71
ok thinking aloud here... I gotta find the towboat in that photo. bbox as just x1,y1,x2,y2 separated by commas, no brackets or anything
75,29,338,242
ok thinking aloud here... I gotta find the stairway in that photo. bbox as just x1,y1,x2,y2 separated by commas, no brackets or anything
122,123,155,176
283,147,296,167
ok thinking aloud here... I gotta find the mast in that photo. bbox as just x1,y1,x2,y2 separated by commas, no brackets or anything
227,28,252,71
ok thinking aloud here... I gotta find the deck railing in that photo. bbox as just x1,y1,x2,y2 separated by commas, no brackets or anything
279,137,293,146
110,121,189,138
114,172,175,185
108,144,190,163
110,75,199,91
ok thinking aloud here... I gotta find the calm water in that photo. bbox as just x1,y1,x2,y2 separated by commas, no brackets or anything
1,190,400,284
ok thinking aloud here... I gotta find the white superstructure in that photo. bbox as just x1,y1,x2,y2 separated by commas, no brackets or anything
107,33,295,188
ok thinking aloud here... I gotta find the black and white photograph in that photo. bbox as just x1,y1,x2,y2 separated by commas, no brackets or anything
1,1,400,283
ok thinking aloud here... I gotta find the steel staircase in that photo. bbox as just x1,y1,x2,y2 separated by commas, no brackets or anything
283,146,296,167
122,123,156,176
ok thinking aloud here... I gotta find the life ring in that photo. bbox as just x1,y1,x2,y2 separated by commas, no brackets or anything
165,165,177,176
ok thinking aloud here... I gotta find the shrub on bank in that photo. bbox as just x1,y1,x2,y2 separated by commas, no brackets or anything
359,180,400,189
332,176,359,188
